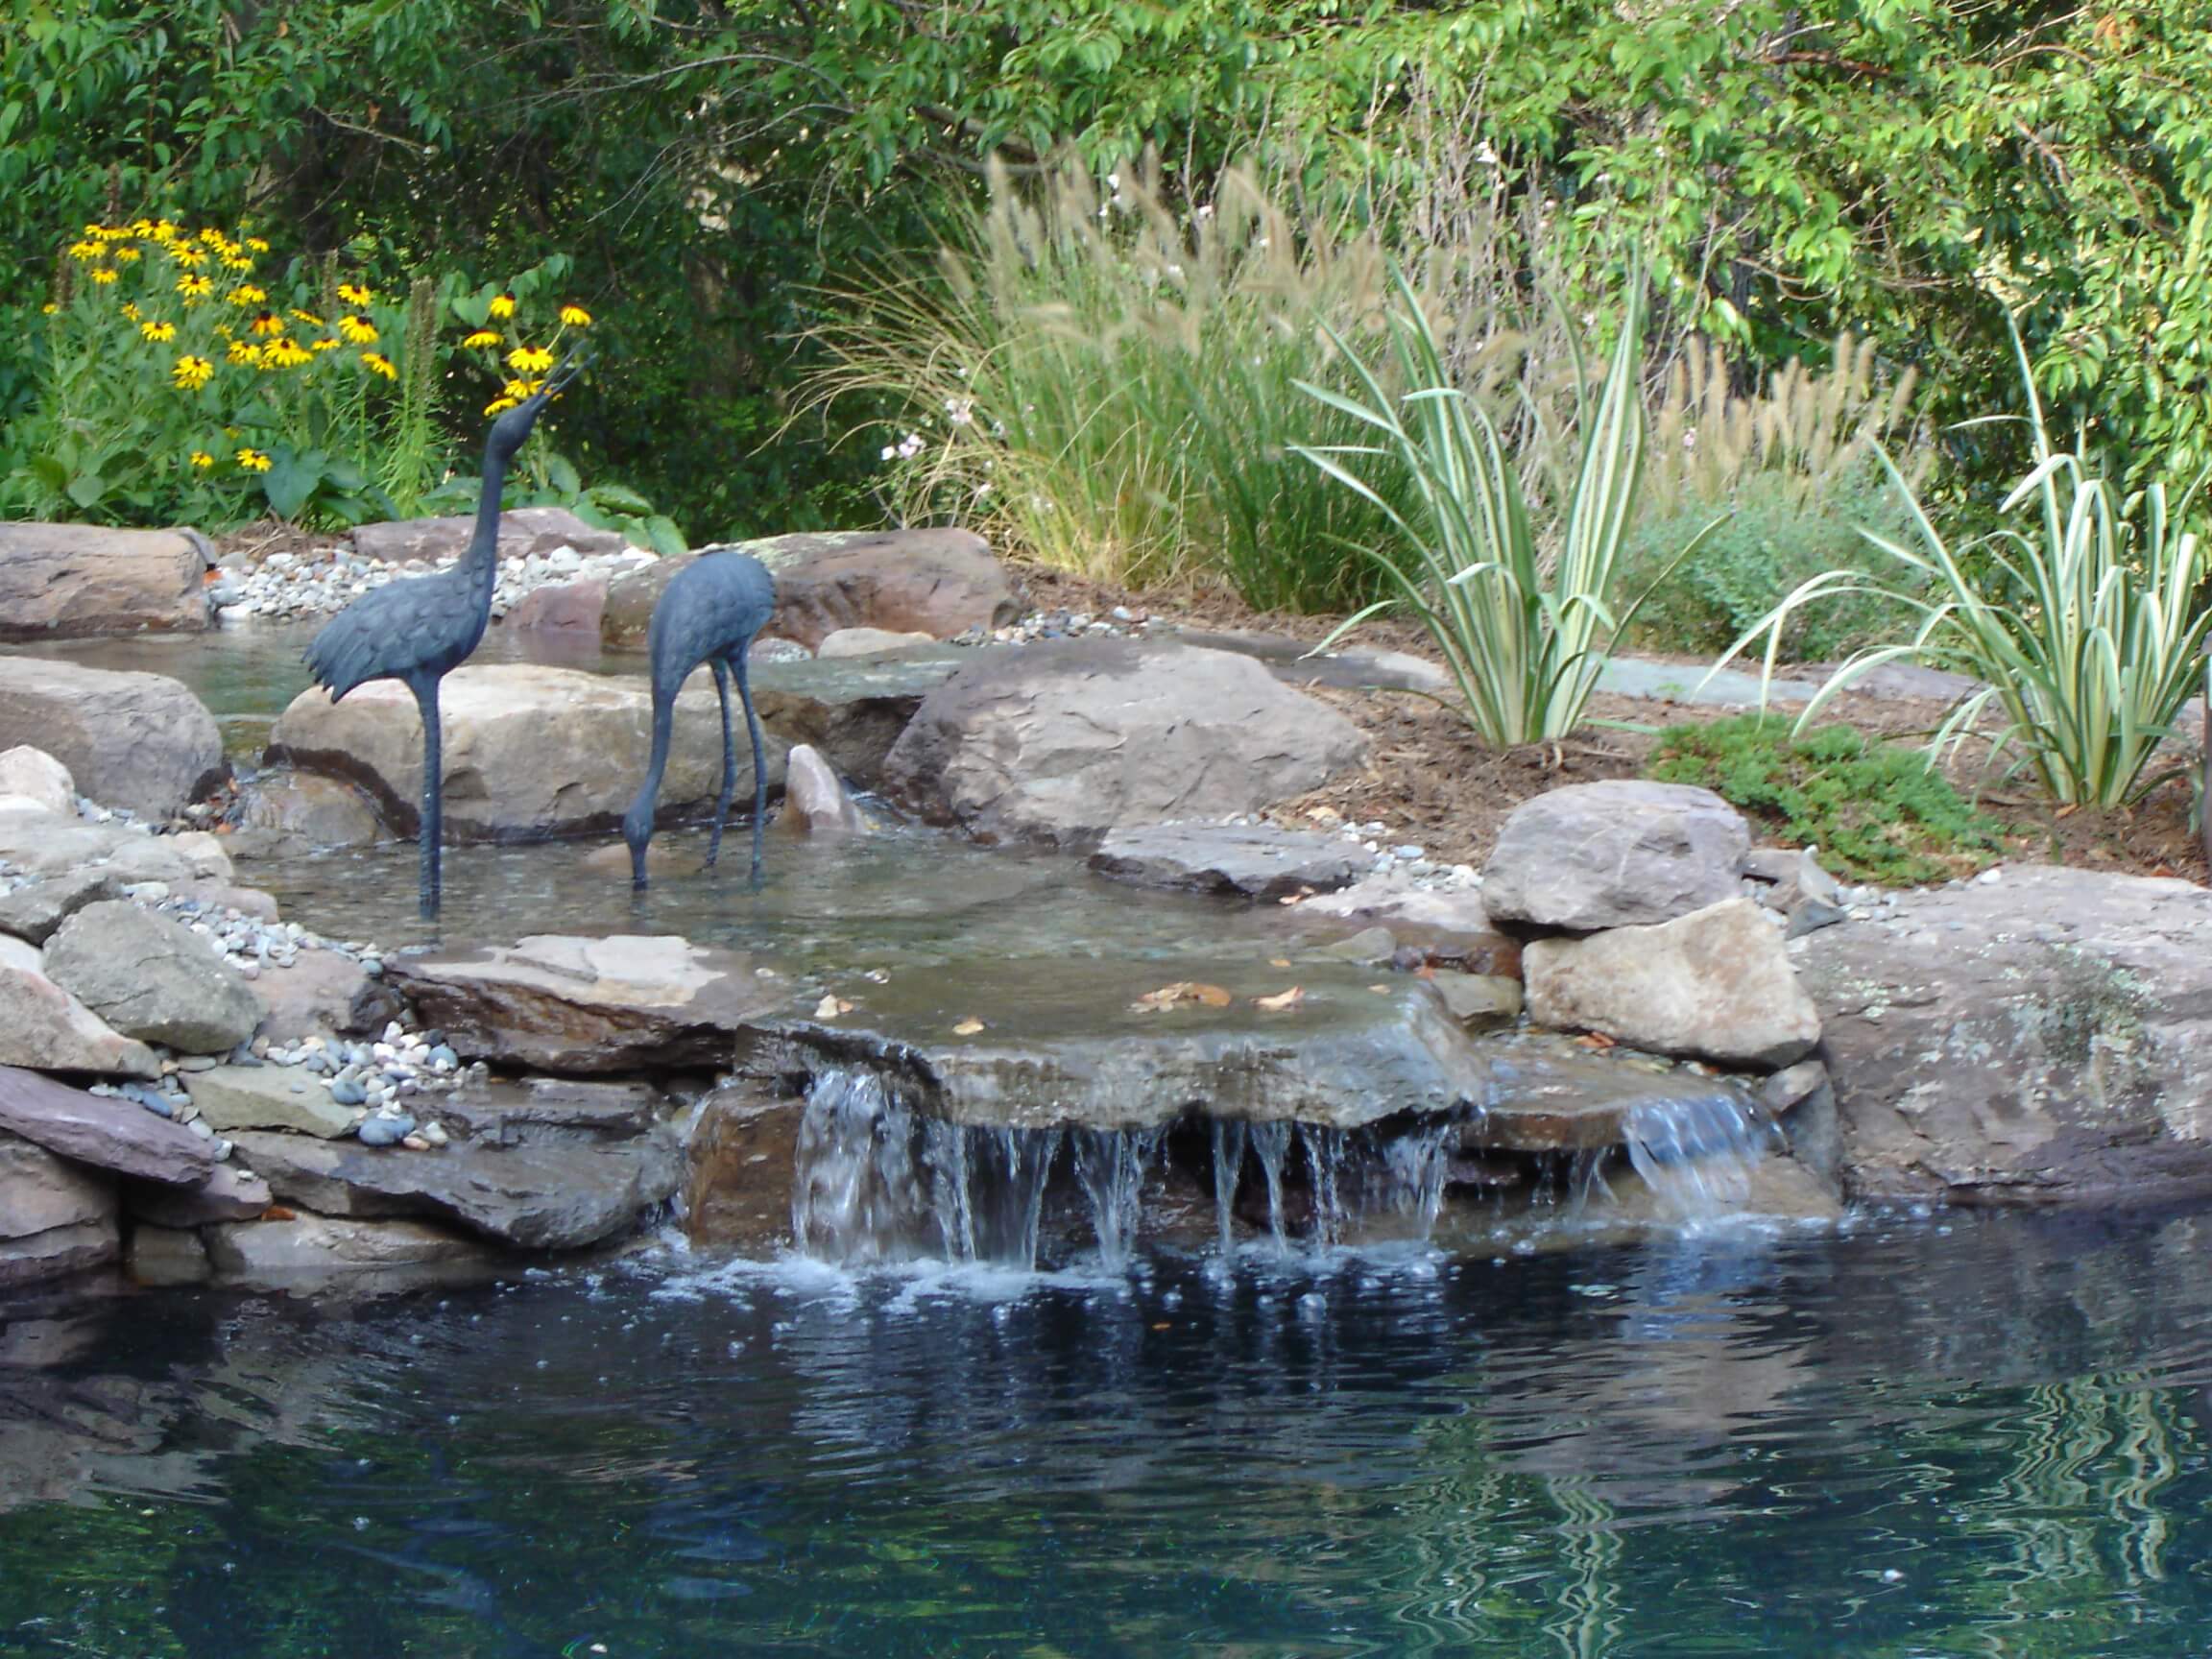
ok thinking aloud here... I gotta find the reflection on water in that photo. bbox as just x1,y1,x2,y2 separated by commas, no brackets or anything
6,1209,2212,1656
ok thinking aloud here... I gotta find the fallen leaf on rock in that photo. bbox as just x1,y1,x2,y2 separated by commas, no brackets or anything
1277,886,1315,906
1131,981,1234,1013
813,995,854,1019
951,1017,985,1036
1268,958,1292,970
262,1206,297,1222
1575,1031,1619,1049
1254,986,1305,1011
1367,984,1390,995
1193,982,1233,1008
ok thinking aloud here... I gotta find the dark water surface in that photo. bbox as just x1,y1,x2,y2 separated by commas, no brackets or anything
6,1210,2212,1657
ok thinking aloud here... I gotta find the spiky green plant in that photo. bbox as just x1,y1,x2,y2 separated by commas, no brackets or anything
1724,323,2212,807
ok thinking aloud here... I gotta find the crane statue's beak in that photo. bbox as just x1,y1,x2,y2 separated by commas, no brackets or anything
539,349,592,402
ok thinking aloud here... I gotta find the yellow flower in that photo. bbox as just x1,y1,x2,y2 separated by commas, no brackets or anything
40,302,57,316
507,345,554,374
337,281,373,306
221,252,254,272
337,314,377,345
249,310,282,338
188,450,214,469
151,219,180,242
121,302,141,322
172,354,215,391
290,309,325,327
236,448,272,472
265,337,313,369
558,303,591,327
226,284,266,306
311,337,342,352
360,350,397,379
484,396,519,416
177,274,213,301
489,292,516,320
462,329,501,349
89,269,119,285
65,241,101,261
113,245,142,263
199,228,223,246
141,320,177,343
500,377,541,400
83,223,107,237
245,236,270,252
172,247,207,268
227,340,263,367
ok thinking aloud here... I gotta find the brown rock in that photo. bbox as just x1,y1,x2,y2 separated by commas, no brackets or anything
0,657,226,818
0,523,209,640
777,744,862,836
126,1164,274,1227
125,1223,211,1286
0,747,75,815
503,577,608,635
245,946,403,1043
229,770,388,849
0,1065,213,1186
350,506,628,565
0,938,161,1076
203,1212,507,1287
685,1081,802,1251
0,1128,115,1239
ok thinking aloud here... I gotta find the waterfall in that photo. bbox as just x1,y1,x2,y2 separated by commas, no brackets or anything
790,1069,931,1264
1211,1120,1247,1257
1074,1127,1161,1269
1367,1117,1454,1238
1249,1121,1292,1250
1623,1092,1773,1223
1299,1124,1347,1247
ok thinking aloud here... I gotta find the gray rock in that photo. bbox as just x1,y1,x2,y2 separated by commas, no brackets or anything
1294,876,1523,975
43,901,261,1053
351,505,627,565
1089,823,1362,900
0,1065,215,1186
243,946,401,1044
816,626,940,659
388,933,781,1073
0,1128,115,1240
1525,897,1820,1069
1428,971,1523,1032
0,522,209,641
0,747,75,816
1481,780,1751,931
355,1115,415,1147
184,1065,354,1139
1797,866,2212,1206
0,657,226,818
203,1212,507,1289
0,867,120,945
266,663,788,842
125,1163,274,1227
750,650,963,787
0,937,160,1076
429,1076,665,1147
227,1124,681,1250
777,743,863,836
125,1223,211,1286
1743,846,1850,937
228,770,388,850
883,638,1367,848
0,1218,118,1287
1457,1039,1763,1153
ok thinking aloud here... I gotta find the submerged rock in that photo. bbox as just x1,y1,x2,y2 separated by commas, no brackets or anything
266,662,789,842
883,638,1367,848
684,1080,803,1252
750,650,964,788
0,657,225,818
0,522,208,641
1481,781,1750,932
1089,823,1361,900
43,901,261,1054
228,769,388,850
125,1223,211,1287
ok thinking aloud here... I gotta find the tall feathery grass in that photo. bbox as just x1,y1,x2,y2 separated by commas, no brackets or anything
804,157,1413,612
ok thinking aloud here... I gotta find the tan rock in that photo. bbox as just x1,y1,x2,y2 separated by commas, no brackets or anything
0,657,225,818
0,938,160,1077
0,747,75,815
0,522,208,640
816,627,938,659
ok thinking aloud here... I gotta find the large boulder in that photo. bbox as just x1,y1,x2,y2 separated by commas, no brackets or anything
1481,781,1751,932
0,1066,215,1186
350,505,628,565
882,638,1368,847
1525,897,1820,1069
1796,866,2212,1207
0,523,208,641
1090,823,1362,900
0,867,121,946
265,663,788,841
43,901,261,1054
0,1129,118,1286
603,529,1019,651
387,933,781,1073
0,658,225,818
0,936,159,1077
228,770,388,850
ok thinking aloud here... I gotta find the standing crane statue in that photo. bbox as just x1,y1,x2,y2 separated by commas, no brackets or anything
302,351,589,918
620,549,778,890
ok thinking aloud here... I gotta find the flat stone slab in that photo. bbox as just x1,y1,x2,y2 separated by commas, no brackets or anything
1089,824,1362,900
126,1164,273,1228
0,1065,214,1187
228,1125,680,1250
426,1076,667,1146
1463,1037,1763,1153
204,1212,507,1289
387,933,782,1073
43,900,262,1054
184,1065,354,1139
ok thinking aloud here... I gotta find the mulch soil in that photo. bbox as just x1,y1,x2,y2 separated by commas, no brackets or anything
1009,559,2209,887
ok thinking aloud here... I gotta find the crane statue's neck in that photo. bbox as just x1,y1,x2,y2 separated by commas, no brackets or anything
461,442,515,588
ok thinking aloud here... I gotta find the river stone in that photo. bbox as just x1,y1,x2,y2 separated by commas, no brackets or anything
0,937,160,1076
1481,781,1751,932
125,1224,212,1286
1429,971,1523,1032
125,1164,274,1228
266,662,789,842
1089,823,1362,900
0,1218,119,1287
426,1077,666,1147
0,747,75,816
777,744,862,835
1796,866,2212,1207
245,946,403,1044
0,523,208,640
203,1212,507,1288
1525,897,1820,1069
0,657,226,818
350,505,628,565
883,638,1368,848
226,1125,682,1250
603,528,1017,651
1294,876,1523,976
0,1065,215,1186
501,576,608,635
685,1080,802,1252
387,933,781,1073
184,1065,354,1138
228,769,389,850
751,650,965,787
43,901,261,1054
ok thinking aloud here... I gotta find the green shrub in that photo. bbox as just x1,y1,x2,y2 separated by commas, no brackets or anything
1648,714,2003,885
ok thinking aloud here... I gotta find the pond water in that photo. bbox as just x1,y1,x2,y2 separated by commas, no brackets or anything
7,1210,2212,1657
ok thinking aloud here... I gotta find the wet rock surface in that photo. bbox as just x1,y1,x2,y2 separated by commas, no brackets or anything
0,657,225,818
43,900,262,1054
778,744,863,835
0,523,208,641
0,1129,118,1286
1797,866,2212,1206
1481,780,1750,932
1089,823,1363,900
749,650,964,786
228,770,388,849
684,1081,801,1252
884,638,1367,847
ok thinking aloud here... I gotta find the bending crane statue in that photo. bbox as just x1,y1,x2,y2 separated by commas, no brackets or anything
303,352,589,917
620,549,777,890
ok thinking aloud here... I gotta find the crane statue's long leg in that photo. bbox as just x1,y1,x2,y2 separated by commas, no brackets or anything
411,674,444,919
731,648,767,888
705,658,737,869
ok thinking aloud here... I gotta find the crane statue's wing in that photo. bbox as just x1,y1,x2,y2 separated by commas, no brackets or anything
303,572,456,701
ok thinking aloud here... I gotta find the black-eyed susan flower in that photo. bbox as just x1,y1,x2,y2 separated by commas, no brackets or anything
507,344,554,374
236,447,272,472
65,240,101,261
113,245,141,263
173,246,207,269
462,329,501,349
39,302,58,316
188,450,214,469
559,303,591,327
173,354,215,391
311,337,341,352
177,273,213,301
227,340,262,367
244,236,270,252
249,310,282,338
221,252,254,272
151,219,180,242
484,395,519,416
227,283,266,306
141,320,177,343
337,314,377,345
198,228,223,246
265,337,313,369
121,302,141,322
89,268,119,285
489,292,516,319
360,351,397,379
337,281,373,306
